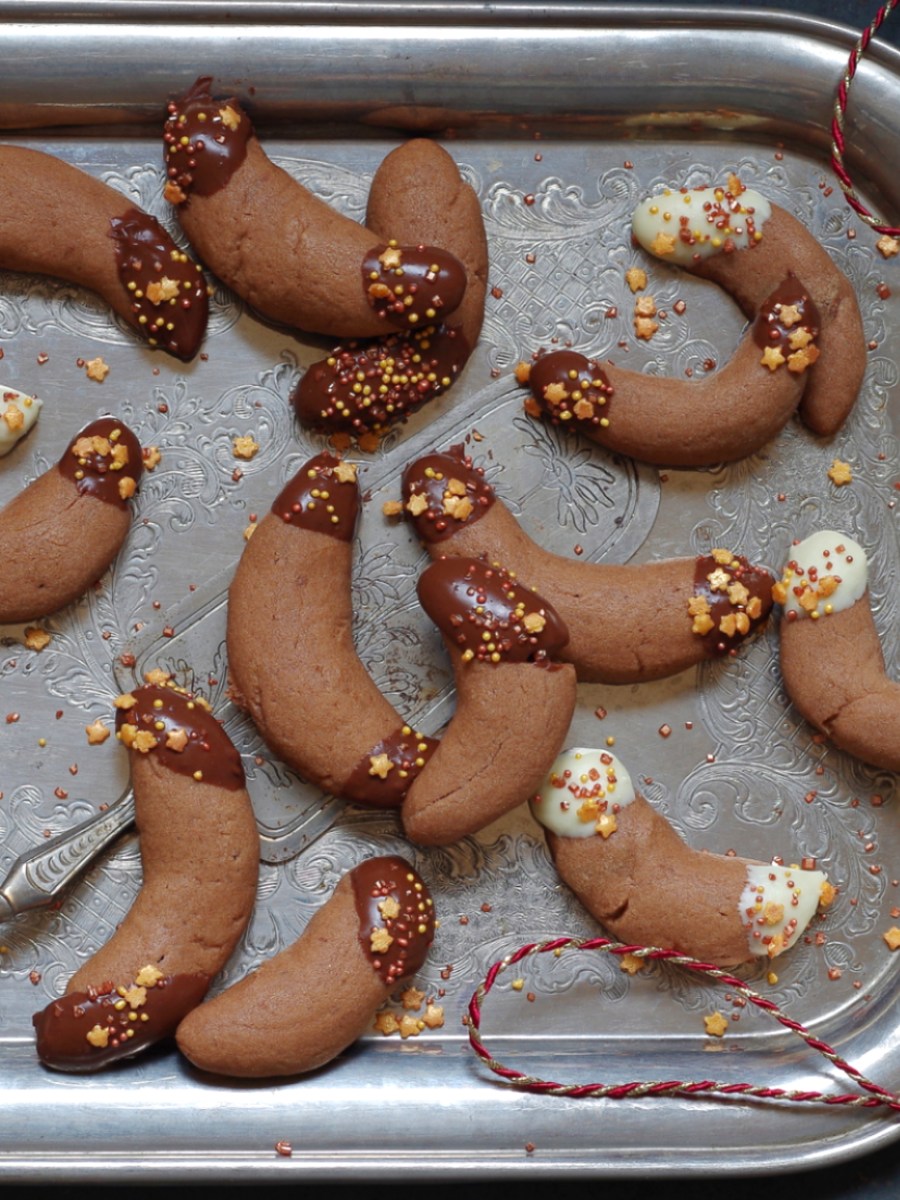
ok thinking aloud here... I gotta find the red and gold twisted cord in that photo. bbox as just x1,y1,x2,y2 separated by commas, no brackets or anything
466,936,900,1112
831,0,900,235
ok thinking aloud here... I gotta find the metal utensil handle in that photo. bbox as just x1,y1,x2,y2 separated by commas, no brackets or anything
0,790,135,919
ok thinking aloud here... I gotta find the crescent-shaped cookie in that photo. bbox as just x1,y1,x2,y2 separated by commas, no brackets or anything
531,747,834,966
400,446,773,684
0,145,207,360
163,79,467,341
774,531,900,772
226,451,438,806
519,179,864,466
401,555,576,846
0,417,144,623
32,681,259,1071
176,855,435,1078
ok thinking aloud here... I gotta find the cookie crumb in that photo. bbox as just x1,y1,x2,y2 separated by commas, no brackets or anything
883,927,900,951
877,234,900,258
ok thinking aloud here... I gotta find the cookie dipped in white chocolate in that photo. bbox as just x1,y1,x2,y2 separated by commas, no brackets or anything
0,387,41,456
776,531,900,771
632,181,771,266
532,747,832,965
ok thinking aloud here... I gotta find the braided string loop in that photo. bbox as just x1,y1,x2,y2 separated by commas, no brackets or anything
466,937,900,1112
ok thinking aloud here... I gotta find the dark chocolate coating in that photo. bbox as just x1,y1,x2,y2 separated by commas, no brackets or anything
342,726,440,808
109,209,209,360
361,242,467,329
270,452,360,541
350,855,436,985
115,683,246,791
417,555,570,665
58,416,143,508
293,323,471,436
33,973,209,1073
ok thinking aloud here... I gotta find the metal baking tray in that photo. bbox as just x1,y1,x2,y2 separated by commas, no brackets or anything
0,3,898,1183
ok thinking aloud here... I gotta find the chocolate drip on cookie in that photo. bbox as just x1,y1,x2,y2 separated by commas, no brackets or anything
351,856,436,986
109,209,208,360
418,556,569,665
271,452,359,541
115,683,245,790
689,551,774,657
163,76,251,201
402,446,494,542
57,417,143,509
343,725,440,808
33,971,209,1073
752,273,820,373
293,324,471,437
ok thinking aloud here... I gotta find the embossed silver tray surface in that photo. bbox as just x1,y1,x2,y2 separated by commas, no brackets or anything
0,4,898,1183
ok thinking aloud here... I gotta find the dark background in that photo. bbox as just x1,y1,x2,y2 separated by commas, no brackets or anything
13,0,900,1195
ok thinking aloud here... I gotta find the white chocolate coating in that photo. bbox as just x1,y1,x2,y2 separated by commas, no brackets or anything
529,747,635,839
739,862,829,958
0,387,41,456
632,183,771,267
775,531,868,620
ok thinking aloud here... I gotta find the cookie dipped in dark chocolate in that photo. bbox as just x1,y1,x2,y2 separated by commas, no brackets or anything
115,682,245,791
402,555,576,845
271,452,359,541
226,450,434,808
417,555,569,666
33,971,209,1073
351,855,436,986
57,417,143,508
518,274,822,468
110,208,209,361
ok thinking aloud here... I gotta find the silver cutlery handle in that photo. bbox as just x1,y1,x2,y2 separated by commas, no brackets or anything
0,791,135,919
